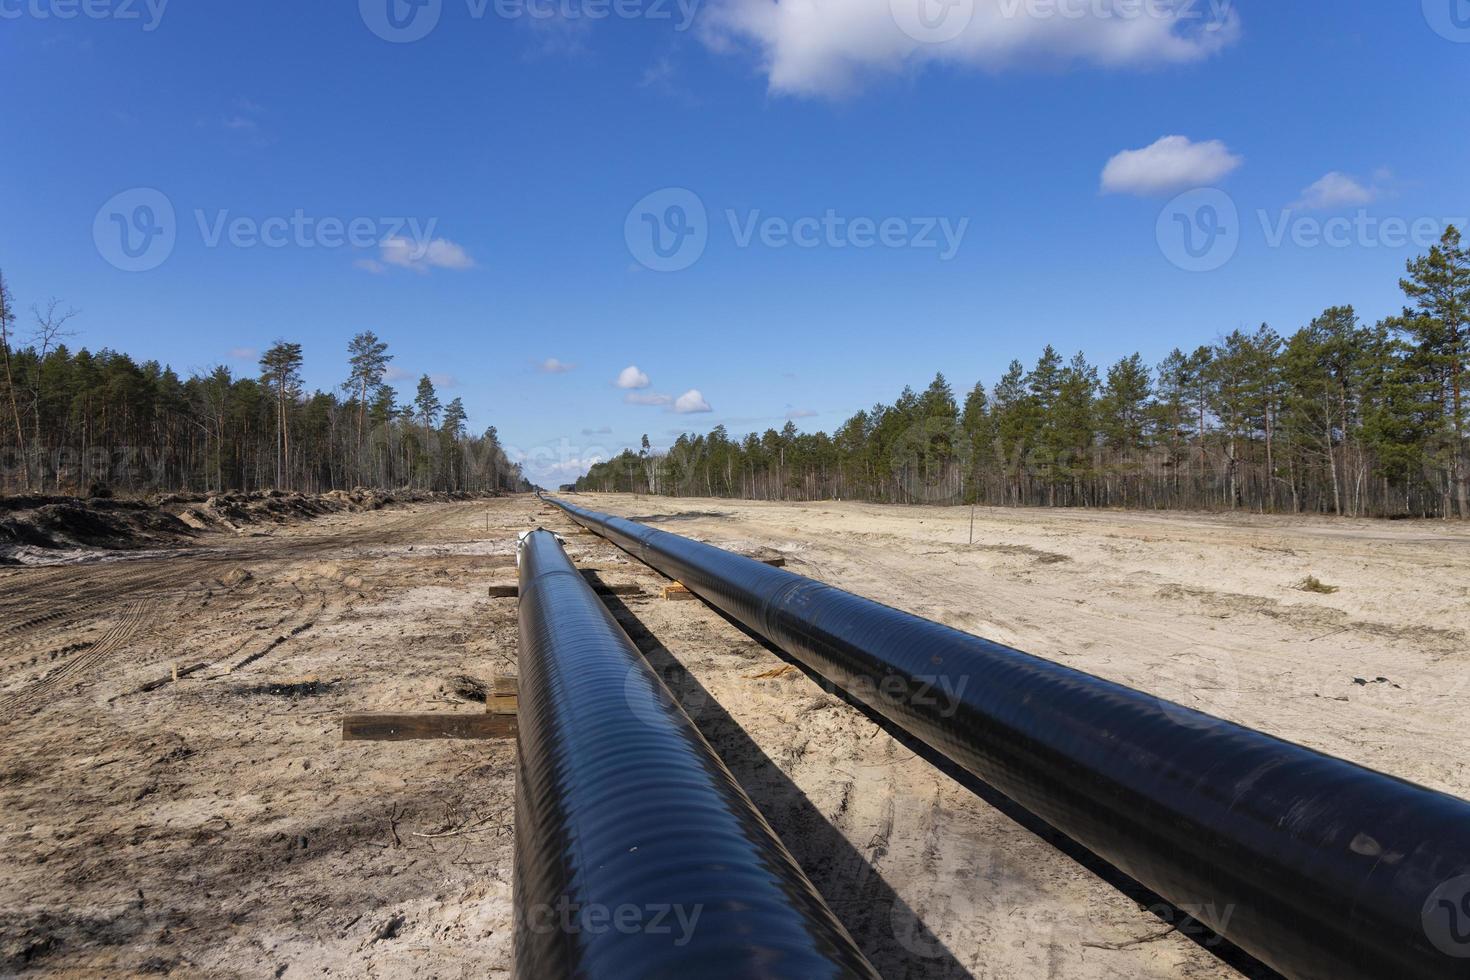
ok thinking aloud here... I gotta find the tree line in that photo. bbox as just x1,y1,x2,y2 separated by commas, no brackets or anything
579,228,1470,519
0,270,528,496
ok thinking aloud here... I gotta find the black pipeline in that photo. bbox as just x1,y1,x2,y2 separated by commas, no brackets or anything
547,497,1470,980
513,529,877,979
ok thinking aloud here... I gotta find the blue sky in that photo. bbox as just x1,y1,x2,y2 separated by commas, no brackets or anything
2,1,1467,485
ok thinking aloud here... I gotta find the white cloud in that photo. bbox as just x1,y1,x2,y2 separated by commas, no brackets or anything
1292,171,1376,210
582,426,613,435
228,346,258,361
354,258,387,275
538,357,575,374
786,407,818,419
700,0,1239,98
674,389,713,414
384,366,413,382
429,373,459,389
616,365,651,389
626,392,673,406
378,237,475,273
1100,135,1243,196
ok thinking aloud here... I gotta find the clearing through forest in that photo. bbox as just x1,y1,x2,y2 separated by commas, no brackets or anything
1,493,1465,977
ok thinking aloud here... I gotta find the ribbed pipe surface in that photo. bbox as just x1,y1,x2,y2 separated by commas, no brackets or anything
547,497,1470,980
513,529,878,980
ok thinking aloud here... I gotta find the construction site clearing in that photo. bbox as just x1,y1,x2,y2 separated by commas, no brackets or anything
2,491,1467,977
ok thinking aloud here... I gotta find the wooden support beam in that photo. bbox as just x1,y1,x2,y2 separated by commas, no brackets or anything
489,576,640,600
587,580,643,597
761,556,787,568
341,713,517,741
664,582,696,601
488,674,518,716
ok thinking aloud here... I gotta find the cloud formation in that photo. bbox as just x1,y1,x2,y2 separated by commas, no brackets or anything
1100,136,1243,196
786,407,818,419
374,237,475,273
1291,172,1376,210
625,392,673,406
674,389,713,414
700,0,1239,97
538,357,575,374
228,346,258,361
616,365,651,389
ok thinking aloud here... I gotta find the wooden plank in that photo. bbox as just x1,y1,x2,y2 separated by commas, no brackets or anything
341,713,517,741
761,557,787,568
590,582,644,596
488,675,518,716
487,584,518,598
664,582,696,601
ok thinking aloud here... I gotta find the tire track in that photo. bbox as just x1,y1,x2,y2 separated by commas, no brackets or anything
0,601,149,717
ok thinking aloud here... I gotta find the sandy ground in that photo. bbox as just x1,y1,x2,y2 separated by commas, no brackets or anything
2,494,1466,977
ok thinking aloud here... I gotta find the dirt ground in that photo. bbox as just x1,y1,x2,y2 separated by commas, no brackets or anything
2,494,1466,977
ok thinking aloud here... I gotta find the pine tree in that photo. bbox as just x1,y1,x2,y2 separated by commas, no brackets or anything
414,375,441,428
259,341,304,490
344,331,392,462
1399,226,1469,517
441,397,467,438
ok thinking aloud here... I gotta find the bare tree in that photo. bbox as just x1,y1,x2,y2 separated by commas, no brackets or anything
28,299,79,490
